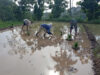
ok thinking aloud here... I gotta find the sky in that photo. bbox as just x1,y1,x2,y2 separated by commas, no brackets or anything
71,0,81,7
15,0,81,12
15,0,81,7
44,0,81,13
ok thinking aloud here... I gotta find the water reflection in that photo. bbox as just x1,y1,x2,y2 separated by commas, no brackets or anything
7,29,30,59
6,27,62,58
49,70,59,75
52,49,77,75
95,35,100,44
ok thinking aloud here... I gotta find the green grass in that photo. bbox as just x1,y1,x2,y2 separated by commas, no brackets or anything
93,45,100,58
0,21,70,36
0,21,22,29
86,24,100,35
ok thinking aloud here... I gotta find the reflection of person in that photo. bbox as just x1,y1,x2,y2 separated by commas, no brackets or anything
22,19,31,32
70,19,77,35
36,24,53,37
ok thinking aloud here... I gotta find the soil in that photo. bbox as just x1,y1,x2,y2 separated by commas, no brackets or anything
83,24,100,75
93,56,100,75
83,24,99,49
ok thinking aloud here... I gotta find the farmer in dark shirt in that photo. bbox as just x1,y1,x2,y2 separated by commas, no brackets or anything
70,19,77,35
36,24,53,37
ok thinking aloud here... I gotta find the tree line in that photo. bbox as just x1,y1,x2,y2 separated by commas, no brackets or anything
78,0,100,21
0,0,100,22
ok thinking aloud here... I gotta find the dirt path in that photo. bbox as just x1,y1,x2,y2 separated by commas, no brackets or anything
83,24,100,75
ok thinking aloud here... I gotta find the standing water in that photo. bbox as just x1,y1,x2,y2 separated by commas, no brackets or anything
0,24,94,75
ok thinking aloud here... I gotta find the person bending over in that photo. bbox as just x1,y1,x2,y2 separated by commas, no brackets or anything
36,24,53,37
22,19,31,32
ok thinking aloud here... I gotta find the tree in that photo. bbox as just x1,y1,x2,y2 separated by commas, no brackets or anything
79,0,100,20
33,0,44,20
0,0,17,21
49,0,68,18
14,0,35,20
33,3,39,20
96,0,100,2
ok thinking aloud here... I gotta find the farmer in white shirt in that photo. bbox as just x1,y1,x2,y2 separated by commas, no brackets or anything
22,19,31,32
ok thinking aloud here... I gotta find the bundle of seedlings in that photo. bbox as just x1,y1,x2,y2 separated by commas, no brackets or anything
66,34,72,41
72,42,79,50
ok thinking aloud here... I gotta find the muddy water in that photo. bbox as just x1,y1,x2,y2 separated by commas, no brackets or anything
95,35,100,44
0,26,94,75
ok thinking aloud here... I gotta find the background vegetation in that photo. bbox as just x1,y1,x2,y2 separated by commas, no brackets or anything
0,0,100,28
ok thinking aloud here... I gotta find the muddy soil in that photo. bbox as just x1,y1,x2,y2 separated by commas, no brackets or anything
83,24,100,75
0,24,94,75
93,56,100,75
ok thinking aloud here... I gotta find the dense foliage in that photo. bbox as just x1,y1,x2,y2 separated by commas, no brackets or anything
50,0,68,18
0,0,16,21
79,0,100,20
33,0,44,20
0,0,100,23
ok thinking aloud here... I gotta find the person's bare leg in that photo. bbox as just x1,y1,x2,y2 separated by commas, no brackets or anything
43,30,47,38
36,27,41,37
21,25,24,32
27,25,29,32
70,29,72,35
43,28,47,38
75,27,77,36
44,33,46,38
36,32,39,37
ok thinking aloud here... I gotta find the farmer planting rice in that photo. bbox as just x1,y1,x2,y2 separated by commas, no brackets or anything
36,24,53,37
22,19,31,32
70,19,77,35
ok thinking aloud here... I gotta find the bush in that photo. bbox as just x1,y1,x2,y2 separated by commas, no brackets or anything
89,19,100,24
75,17,87,23
44,17,71,22
44,16,87,23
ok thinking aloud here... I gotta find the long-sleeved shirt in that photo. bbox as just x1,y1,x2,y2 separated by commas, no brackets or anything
41,24,52,34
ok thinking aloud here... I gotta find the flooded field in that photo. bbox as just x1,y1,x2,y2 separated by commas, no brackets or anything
0,22,94,75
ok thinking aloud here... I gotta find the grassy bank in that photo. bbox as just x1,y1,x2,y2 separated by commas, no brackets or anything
93,45,100,75
43,18,100,24
0,21,22,29
93,46,100,58
86,24,100,35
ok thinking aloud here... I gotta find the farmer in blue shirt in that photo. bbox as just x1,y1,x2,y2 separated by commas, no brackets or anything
36,24,53,37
